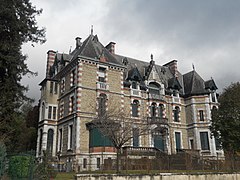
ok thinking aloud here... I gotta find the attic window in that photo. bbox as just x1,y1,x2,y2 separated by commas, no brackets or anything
122,58,128,66
132,81,137,89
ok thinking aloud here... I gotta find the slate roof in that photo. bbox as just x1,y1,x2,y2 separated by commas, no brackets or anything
183,70,211,97
70,34,121,65
49,34,217,97
205,79,218,90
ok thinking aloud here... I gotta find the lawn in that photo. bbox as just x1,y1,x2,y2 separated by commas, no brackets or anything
54,172,75,180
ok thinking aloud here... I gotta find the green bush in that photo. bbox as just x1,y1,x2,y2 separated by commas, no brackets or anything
8,155,32,178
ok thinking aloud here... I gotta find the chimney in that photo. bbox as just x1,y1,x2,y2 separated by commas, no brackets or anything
163,60,178,77
75,37,82,48
105,42,116,54
46,50,56,78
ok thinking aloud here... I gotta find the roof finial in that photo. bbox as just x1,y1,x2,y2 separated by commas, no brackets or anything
91,25,93,35
69,46,72,54
192,63,195,71
151,54,153,61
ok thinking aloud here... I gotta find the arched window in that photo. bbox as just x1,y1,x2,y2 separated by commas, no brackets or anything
39,129,43,155
47,129,54,155
132,100,139,117
151,103,157,117
159,104,164,119
173,106,180,122
98,94,107,117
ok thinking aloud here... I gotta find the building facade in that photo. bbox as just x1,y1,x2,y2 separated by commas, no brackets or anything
36,33,223,171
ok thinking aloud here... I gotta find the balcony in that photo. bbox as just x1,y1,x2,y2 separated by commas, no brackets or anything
148,117,168,125
131,89,141,97
97,82,108,90
149,93,165,101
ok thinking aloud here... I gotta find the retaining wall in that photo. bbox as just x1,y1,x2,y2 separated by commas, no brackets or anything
75,173,240,180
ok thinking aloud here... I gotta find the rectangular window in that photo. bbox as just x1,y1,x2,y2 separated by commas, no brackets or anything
190,139,194,149
61,79,65,93
199,110,204,121
97,158,101,168
83,158,87,169
58,129,63,152
98,67,106,82
133,128,139,147
175,132,181,152
200,132,210,150
211,93,216,102
60,102,64,118
54,83,58,94
71,69,75,87
173,107,180,122
52,107,57,120
69,96,74,114
48,106,52,119
50,82,54,94
68,124,73,149
132,103,138,117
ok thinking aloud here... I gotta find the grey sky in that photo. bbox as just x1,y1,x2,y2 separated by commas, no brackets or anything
22,0,240,102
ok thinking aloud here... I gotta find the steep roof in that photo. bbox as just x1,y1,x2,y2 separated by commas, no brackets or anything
205,79,218,90
183,70,209,96
48,34,216,98
70,34,121,65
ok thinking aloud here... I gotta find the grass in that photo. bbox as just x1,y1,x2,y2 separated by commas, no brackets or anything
54,172,75,180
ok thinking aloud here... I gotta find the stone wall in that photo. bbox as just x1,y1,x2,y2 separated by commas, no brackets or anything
75,173,240,180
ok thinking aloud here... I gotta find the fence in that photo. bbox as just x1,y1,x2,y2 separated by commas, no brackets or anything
77,150,240,173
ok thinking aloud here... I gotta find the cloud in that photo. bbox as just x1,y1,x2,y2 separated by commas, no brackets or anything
22,0,240,102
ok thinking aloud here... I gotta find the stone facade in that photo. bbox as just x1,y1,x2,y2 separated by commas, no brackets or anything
36,33,224,171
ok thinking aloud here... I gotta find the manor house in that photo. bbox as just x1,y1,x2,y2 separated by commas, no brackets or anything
36,32,223,171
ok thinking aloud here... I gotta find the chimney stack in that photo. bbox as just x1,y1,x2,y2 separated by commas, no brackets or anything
105,42,116,54
46,50,56,78
163,60,178,77
75,37,82,48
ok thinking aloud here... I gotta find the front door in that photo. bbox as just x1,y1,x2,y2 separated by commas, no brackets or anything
154,135,164,151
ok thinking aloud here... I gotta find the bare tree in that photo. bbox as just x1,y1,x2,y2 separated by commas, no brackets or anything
87,105,153,173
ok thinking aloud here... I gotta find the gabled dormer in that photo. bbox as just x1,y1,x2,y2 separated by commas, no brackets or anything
205,79,218,103
144,54,162,82
167,77,182,103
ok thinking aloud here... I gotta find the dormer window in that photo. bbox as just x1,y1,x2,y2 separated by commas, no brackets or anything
132,81,137,89
173,90,179,97
149,82,161,99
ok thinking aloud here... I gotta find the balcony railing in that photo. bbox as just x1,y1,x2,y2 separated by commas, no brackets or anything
148,117,168,125
149,93,165,101
131,89,141,97
97,82,108,90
